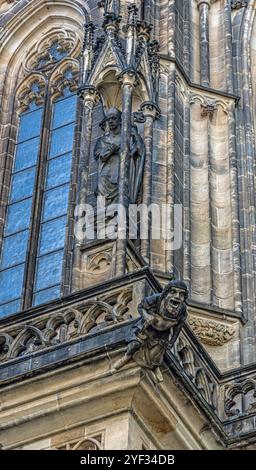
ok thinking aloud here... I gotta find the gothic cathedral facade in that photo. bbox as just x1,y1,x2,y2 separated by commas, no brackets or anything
0,0,256,450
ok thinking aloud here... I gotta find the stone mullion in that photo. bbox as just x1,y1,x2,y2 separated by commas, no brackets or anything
166,67,175,273
197,0,211,87
23,81,51,310
190,99,211,304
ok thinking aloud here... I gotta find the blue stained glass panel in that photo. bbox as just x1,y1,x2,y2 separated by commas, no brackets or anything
52,95,77,129
42,185,69,221
49,123,75,158
0,230,29,269
0,264,24,304
18,108,43,142
10,168,36,202
35,251,63,291
39,217,66,256
33,285,61,307
5,198,32,235
46,154,72,190
14,137,40,172
0,299,21,319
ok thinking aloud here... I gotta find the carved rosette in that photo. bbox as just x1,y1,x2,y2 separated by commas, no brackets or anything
188,316,236,346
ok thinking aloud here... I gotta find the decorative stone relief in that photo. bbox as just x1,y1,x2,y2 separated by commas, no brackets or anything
225,379,256,417
0,288,133,363
188,316,236,346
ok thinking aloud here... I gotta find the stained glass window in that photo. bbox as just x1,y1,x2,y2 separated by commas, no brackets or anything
0,103,43,318
0,88,77,318
32,91,76,306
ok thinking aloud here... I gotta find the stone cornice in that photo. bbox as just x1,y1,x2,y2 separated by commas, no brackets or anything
160,54,240,105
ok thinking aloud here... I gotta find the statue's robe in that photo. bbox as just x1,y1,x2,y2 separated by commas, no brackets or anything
94,125,145,206
129,125,145,204
94,132,121,205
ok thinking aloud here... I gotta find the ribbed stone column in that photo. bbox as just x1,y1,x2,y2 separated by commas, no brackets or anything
209,105,234,310
72,86,98,292
77,86,98,206
167,0,175,57
229,102,242,314
183,96,191,284
190,100,211,303
197,0,211,87
115,71,136,276
140,101,160,264
166,67,175,273
224,0,234,94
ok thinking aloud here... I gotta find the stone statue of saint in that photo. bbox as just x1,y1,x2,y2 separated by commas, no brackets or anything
112,280,188,382
94,107,121,205
94,107,145,206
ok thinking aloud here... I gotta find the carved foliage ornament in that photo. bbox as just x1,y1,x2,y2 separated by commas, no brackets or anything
188,316,236,346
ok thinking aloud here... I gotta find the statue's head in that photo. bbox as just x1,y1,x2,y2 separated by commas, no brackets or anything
100,107,122,131
159,279,188,320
